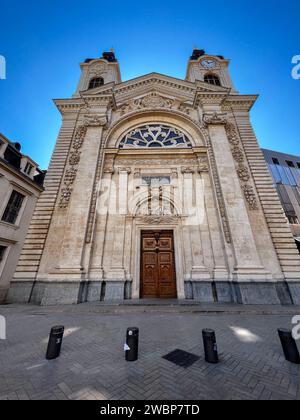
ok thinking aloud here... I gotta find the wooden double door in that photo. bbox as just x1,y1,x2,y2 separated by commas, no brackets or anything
141,231,177,299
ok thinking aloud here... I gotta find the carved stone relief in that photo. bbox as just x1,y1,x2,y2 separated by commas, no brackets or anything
58,115,107,209
225,121,259,210
118,91,193,119
203,113,259,211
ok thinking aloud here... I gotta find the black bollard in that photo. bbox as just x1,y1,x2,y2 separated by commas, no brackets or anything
202,329,219,364
125,327,139,362
278,329,300,364
46,326,65,360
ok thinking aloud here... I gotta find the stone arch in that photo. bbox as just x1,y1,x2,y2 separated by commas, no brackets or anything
105,109,208,149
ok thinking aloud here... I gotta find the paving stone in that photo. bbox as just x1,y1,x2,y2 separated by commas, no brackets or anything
0,304,300,400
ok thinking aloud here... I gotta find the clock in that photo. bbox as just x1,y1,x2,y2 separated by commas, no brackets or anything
201,60,217,69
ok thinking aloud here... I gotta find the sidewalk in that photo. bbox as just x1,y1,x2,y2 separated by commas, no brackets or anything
0,303,299,400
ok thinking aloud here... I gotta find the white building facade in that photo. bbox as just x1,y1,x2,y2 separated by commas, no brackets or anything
0,134,44,303
8,49,300,305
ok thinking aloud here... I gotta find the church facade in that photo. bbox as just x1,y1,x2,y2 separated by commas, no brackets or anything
8,49,300,305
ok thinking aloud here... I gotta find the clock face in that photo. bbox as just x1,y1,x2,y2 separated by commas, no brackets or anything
201,60,217,69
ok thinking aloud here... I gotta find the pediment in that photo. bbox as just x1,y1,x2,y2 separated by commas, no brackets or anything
80,72,229,101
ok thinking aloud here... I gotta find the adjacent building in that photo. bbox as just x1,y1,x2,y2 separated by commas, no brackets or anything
0,133,44,302
7,49,300,306
263,149,300,250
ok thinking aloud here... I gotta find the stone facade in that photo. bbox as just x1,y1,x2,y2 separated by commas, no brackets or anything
8,49,300,305
0,133,44,303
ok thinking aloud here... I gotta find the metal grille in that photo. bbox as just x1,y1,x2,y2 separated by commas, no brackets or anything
163,349,200,368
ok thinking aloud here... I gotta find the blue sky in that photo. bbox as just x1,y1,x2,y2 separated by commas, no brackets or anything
0,0,299,169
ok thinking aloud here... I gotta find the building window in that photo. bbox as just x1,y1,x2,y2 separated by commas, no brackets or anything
276,184,297,217
88,77,104,89
24,162,33,176
204,73,221,86
271,158,290,185
2,190,25,225
268,162,282,184
142,176,171,186
284,161,297,186
120,125,192,149
288,215,299,224
0,246,7,265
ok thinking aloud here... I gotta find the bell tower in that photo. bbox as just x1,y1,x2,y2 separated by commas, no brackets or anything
74,49,122,97
186,49,237,92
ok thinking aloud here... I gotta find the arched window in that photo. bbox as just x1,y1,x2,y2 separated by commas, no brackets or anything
204,73,221,86
119,125,192,149
88,77,104,89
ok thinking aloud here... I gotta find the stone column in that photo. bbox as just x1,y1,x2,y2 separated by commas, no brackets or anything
204,114,273,289
197,154,231,302
87,167,115,301
105,167,131,300
42,116,107,305
182,167,211,301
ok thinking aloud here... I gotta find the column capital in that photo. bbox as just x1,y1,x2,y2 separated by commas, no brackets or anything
118,167,131,175
171,169,178,179
181,167,195,175
203,112,228,127
83,114,107,127
197,156,209,173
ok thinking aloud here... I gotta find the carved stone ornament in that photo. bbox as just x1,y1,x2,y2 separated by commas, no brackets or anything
118,167,131,174
119,92,175,115
237,164,250,182
59,124,87,209
134,169,141,178
88,62,108,77
231,147,245,163
69,151,81,166
179,103,191,115
59,187,72,208
64,168,78,185
203,112,228,126
103,156,115,174
242,185,259,210
181,167,196,174
138,216,178,225
83,115,107,127
114,158,198,167
225,121,258,211
140,92,174,108
197,156,209,173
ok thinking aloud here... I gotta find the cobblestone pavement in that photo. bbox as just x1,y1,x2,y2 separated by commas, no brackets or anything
0,303,300,400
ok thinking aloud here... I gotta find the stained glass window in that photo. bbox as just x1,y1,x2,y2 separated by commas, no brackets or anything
119,125,192,149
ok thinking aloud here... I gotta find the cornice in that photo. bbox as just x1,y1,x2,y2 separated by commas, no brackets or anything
113,73,196,97
193,91,229,108
54,95,113,114
222,95,259,112
54,98,84,113
0,159,44,192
